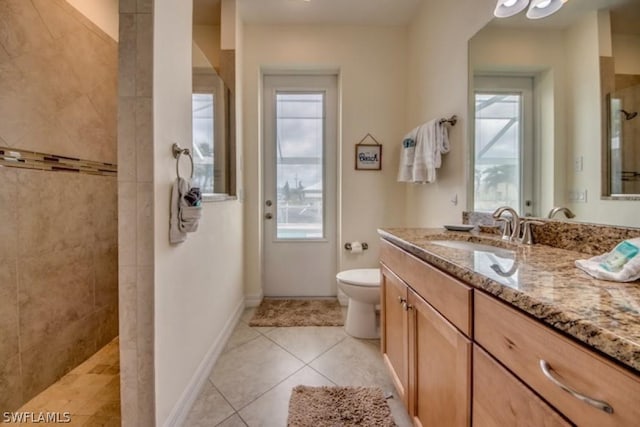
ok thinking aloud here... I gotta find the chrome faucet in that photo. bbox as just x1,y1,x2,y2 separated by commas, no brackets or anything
547,206,576,219
492,206,520,242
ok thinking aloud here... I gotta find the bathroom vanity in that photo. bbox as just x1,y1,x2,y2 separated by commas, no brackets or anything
379,228,640,427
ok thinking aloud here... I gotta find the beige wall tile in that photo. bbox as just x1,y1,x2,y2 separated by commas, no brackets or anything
137,0,153,14
0,168,17,260
118,181,137,267
118,97,137,181
57,96,115,164
0,0,53,57
88,76,118,133
12,117,75,158
59,30,115,95
19,247,95,351
120,0,137,14
135,98,153,182
136,183,154,267
95,305,119,350
12,42,83,116
119,14,137,97
91,175,118,245
31,0,85,40
95,243,118,310
0,354,23,413
0,258,18,363
135,266,154,426
21,313,97,401
119,346,139,427
17,171,94,257
118,266,137,352
135,14,153,98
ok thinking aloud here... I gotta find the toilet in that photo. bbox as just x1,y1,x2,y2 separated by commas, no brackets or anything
336,268,381,339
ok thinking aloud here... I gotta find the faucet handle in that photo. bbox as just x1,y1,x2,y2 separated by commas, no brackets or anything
495,217,512,241
519,220,544,245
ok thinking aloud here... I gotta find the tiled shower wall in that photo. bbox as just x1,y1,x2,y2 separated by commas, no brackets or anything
0,0,117,412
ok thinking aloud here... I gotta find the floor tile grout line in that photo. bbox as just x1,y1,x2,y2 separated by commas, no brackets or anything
302,333,349,366
232,364,308,414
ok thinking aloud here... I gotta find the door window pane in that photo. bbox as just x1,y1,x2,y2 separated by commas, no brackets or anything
474,93,521,212
275,93,324,239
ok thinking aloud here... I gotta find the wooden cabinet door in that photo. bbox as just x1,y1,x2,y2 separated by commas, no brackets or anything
380,265,409,405
408,289,471,427
473,345,572,427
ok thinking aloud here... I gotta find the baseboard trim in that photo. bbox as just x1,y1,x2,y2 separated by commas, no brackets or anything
244,292,263,307
163,298,245,427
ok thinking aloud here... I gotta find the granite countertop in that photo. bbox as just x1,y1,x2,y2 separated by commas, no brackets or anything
379,227,640,374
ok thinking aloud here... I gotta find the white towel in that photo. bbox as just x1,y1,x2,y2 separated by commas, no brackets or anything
169,178,190,244
398,119,450,183
397,126,419,182
575,238,640,282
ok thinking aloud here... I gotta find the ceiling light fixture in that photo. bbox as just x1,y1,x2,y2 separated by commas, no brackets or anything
494,0,568,20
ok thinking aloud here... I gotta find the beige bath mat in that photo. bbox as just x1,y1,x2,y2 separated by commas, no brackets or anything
287,385,397,426
248,299,344,327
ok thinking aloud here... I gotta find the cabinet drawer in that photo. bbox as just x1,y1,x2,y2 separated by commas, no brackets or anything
473,345,571,427
475,291,640,427
380,239,472,336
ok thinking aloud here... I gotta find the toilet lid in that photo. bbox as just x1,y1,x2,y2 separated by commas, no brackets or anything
336,268,381,287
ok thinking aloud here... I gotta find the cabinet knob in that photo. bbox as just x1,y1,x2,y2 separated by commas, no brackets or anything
397,296,406,304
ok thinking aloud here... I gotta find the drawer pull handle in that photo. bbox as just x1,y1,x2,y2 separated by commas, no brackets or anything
539,360,614,414
397,296,406,305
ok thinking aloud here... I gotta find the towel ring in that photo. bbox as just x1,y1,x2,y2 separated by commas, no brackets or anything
172,143,194,180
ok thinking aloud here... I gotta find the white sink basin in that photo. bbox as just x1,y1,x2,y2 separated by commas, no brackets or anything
430,240,515,258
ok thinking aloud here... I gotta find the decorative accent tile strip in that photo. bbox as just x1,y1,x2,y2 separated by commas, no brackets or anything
0,147,117,177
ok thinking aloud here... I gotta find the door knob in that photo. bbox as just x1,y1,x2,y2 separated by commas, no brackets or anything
265,213,273,220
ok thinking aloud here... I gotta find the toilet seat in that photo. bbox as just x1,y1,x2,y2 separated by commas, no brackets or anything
336,268,380,287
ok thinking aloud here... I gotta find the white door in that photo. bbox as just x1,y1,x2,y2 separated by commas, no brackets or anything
262,74,338,297
473,76,535,216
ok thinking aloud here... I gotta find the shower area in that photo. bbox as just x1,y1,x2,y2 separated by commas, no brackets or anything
0,0,119,422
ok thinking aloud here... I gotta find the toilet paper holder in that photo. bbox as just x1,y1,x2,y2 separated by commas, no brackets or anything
344,242,369,251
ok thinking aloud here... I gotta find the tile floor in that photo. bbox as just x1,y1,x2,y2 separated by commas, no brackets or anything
184,308,412,427
1,338,120,426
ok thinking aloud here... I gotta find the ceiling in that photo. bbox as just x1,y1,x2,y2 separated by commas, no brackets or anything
193,0,640,33
237,0,422,25
489,0,638,31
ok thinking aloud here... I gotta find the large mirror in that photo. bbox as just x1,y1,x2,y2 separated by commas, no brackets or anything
468,0,640,227
192,0,236,200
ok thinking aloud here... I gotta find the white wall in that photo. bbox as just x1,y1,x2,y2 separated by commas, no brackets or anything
242,24,408,300
153,0,244,424
66,0,119,40
404,0,495,226
469,25,568,216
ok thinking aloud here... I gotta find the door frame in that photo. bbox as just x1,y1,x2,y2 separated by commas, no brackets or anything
259,70,342,297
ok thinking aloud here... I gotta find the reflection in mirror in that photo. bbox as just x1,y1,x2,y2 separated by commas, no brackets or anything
192,0,236,199
469,0,640,227
603,4,640,196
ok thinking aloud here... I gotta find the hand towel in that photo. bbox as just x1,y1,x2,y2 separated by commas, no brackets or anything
412,119,450,183
397,126,419,182
170,178,188,244
575,238,640,282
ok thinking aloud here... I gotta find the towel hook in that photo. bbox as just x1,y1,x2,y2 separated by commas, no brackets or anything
172,143,194,180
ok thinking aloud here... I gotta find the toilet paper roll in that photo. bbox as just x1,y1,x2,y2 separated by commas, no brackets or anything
350,241,363,254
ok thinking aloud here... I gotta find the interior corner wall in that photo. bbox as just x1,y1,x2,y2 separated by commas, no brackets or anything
564,12,640,227
193,24,222,69
153,0,244,425
242,24,408,300
404,0,496,226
